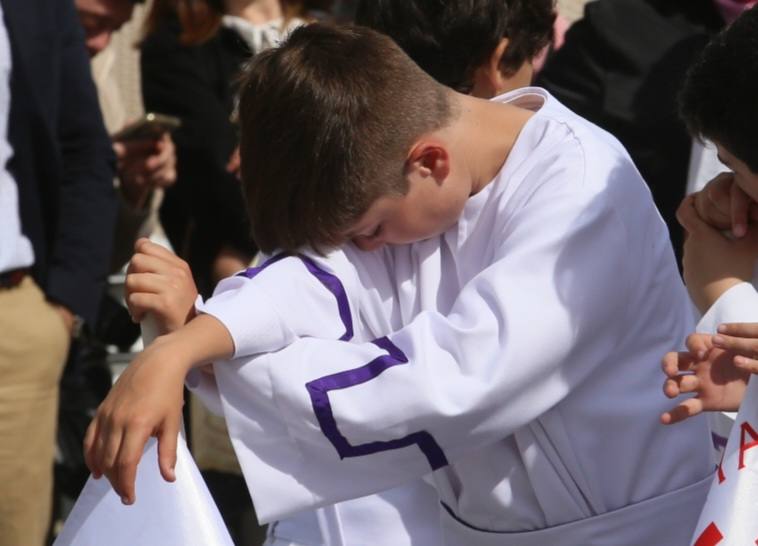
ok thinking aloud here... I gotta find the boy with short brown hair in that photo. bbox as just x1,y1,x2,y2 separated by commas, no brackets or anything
89,24,712,545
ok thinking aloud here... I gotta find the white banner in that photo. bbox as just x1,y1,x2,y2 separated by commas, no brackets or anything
691,377,758,546
54,317,234,546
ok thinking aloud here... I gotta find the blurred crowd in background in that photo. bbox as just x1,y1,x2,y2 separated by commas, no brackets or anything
0,0,754,545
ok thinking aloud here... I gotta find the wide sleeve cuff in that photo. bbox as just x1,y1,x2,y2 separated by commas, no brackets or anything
697,282,758,332
196,275,290,358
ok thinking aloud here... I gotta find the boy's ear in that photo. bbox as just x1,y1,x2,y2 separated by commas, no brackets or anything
470,38,512,98
405,140,450,185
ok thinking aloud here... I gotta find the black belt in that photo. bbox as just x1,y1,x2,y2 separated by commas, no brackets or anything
0,268,28,289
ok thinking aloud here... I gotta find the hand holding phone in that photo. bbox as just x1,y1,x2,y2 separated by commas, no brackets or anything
112,113,181,142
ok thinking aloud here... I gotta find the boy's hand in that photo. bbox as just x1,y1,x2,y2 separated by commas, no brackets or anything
126,238,198,334
693,173,736,232
115,133,177,210
83,314,234,505
661,333,749,424
678,195,758,313
713,322,758,373
83,339,187,504
692,173,758,237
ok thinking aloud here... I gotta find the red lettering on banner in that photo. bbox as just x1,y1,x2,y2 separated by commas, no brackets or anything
739,422,758,470
717,445,726,484
694,522,723,546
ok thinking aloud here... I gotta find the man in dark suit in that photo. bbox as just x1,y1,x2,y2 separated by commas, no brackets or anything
0,0,116,543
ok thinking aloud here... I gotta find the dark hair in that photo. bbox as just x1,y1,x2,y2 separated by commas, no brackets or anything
355,0,555,92
679,6,758,173
237,23,453,253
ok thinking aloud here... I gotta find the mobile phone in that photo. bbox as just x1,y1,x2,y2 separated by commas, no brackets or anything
111,113,181,142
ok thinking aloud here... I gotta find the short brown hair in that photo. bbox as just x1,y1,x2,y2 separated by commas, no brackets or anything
237,23,453,254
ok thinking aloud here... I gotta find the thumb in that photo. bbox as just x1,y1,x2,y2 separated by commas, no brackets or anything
157,423,179,483
113,141,126,159
677,194,708,235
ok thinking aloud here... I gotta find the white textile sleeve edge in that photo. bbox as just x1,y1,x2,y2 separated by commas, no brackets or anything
697,282,758,333
220,353,322,523
197,284,288,358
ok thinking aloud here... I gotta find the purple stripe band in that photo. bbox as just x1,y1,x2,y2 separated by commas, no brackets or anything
239,253,353,341
239,253,291,279
306,336,448,471
297,255,353,342
239,253,447,470
711,432,728,450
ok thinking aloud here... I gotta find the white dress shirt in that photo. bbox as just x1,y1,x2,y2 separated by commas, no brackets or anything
0,2,33,274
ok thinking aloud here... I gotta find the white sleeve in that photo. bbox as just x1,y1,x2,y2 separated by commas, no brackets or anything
215,182,633,522
198,250,362,356
186,251,365,418
697,282,758,332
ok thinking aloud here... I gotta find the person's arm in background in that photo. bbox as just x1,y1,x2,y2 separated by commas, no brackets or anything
110,132,177,272
140,22,256,289
49,0,117,329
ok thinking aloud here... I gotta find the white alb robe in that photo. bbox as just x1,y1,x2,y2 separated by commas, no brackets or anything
192,88,713,545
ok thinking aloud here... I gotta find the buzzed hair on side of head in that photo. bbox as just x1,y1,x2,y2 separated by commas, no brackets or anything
679,6,758,173
355,0,555,93
236,23,453,254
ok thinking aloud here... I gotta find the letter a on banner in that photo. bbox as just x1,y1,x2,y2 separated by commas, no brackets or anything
54,318,234,546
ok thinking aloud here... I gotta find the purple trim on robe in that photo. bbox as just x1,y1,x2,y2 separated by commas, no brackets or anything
238,253,353,341
306,336,449,471
239,252,447,470
712,432,728,451
238,253,291,280
296,255,353,342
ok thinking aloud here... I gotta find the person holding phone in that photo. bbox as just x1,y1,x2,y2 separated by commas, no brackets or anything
47,2,179,534
77,0,178,272
140,0,332,294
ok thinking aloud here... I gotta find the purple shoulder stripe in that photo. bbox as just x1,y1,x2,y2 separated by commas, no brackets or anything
238,253,353,341
240,252,448,471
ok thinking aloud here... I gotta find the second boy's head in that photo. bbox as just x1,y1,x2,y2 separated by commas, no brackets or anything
680,6,758,200
355,0,555,97
238,24,479,254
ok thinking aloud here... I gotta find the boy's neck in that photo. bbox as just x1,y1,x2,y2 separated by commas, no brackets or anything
448,92,535,196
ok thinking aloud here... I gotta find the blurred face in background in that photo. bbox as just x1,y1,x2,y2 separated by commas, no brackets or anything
76,0,135,57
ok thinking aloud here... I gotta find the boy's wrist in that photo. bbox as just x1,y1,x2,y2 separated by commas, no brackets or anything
699,277,743,314
151,313,235,374
150,333,203,375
